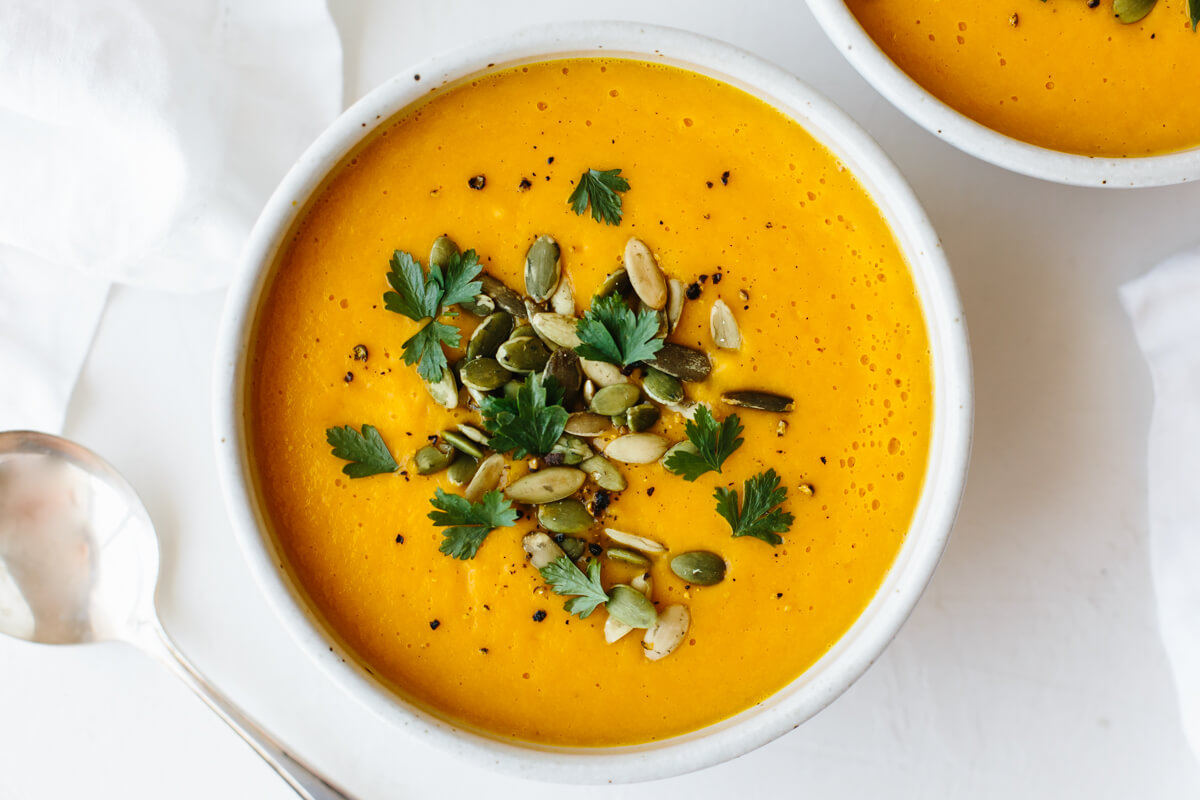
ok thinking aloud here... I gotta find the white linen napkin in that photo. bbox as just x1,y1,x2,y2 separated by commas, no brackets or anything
1121,248,1200,763
0,0,343,431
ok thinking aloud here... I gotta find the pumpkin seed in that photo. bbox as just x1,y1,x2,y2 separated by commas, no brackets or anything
798,483,814,496
648,342,712,382
610,414,627,429
606,584,658,628
543,348,583,403
564,412,611,437
479,272,527,317
579,454,627,492
464,384,488,409
496,336,551,374
459,357,511,392
631,572,653,597
666,278,686,333
502,379,523,402
669,400,711,422
505,467,586,504
523,532,567,569
650,307,669,339
643,604,689,660
537,498,594,534
624,237,667,310
524,234,562,302
625,402,660,432
709,299,742,350
580,357,629,387
559,535,587,561
441,429,484,459
548,434,593,466
604,613,634,644
1114,0,1157,23
414,442,455,475
641,367,684,406
456,423,489,445
582,379,596,405
590,383,641,416
464,453,506,502
721,390,794,413
511,323,536,340
607,547,650,567
670,551,726,586
422,366,459,409
428,235,458,268
549,271,576,315
661,441,699,466
594,268,632,302
605,433,671,464
605,528,667,554
447,453,478,486
459,292,495,317
467,311,515,359
530,312,582,349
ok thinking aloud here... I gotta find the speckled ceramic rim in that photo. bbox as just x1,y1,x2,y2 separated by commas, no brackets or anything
806,0,1200,188
213,21,973,784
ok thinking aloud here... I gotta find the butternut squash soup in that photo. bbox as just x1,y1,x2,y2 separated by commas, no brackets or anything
248,58,932,746
845,0,1200,156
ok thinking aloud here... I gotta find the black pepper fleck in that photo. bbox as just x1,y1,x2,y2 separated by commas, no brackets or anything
685,282,702,300
532,610,547,622
706,181,713,188
395,534,404,544
588,543,603,556
721,170,730,185
479,648,489,654
820,456,827,464
547,156,555,164
518,177,532,191
429,619,441,630
647,487,656,497
1087,0,1099,6
553,533,566,543
776,592,784,598
352,344,368,361
699,274,709,283
343,372,354,383
544,452,566,467
468,174,486,190
712,272,724,285
592,489,611,516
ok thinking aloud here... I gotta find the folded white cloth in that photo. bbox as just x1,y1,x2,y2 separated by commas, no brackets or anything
0,0,343,430
1121,248,1200,764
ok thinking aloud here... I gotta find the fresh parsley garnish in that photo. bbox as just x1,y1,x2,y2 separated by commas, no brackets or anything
539,556,610,619
574,294,664,367
567,168,629,226
479,372,569,458
325,424,398,478
714,469,794,546
664,407,744,481
383,248,483,381
428,488,518,560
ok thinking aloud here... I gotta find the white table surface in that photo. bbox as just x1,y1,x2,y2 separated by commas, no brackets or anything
4,1,1200,797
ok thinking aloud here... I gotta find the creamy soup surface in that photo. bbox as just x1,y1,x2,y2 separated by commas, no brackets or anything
250,57,932,746
847,0,1200,156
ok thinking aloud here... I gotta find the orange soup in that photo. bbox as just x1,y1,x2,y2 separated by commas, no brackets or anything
248,58,932,746
846,0,1200,156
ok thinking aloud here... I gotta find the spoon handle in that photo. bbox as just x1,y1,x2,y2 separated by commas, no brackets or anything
141,623,353,800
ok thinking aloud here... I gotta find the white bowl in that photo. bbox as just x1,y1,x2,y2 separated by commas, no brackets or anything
807,0,1200,188
212,21,973,785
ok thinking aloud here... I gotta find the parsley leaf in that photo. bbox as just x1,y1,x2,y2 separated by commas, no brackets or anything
430,248,484,308
428,489,518,560
384,250,441,321
574,295,664,367
567,168,629,226
714,468,794,546
539,556,610,619
479,373,569,458
325,424,398,478
401,319,460,382
665,406,745,481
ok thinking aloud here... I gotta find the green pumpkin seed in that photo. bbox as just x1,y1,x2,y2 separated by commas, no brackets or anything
710,299,742,350
529,312,582,348
721,390,794,413
661,441,699,466
505,467,586,504
641,367,684,406
580,357,628,387
537,498,594,534
647,342,712,382
1114,0,1157,22
606,547,651,567
625,402,660,432
502,379,523,402
590,383,641,416
605,528,667,554
670,551,726,586
559,536,587,561
549,272,575,315
459,293,496,317
524,234,562,302
593,268,632,303
510,323,535,340
564,412,611,437
548,434,593,466
523,532,567,569
605,433,671,464
441,429,484,459
447,453,479,486
428,235,458,268
643,604,689,661
606,584,657,628
460,357,511,392
456,423,489,445
624,237,667,310
467,312,515,359
479,272,527,317
414,442,456,475
422,366,459,409
496,336,552,374
579,454,627,492
543,348,583,402
464,453,506,502
666,278,686,333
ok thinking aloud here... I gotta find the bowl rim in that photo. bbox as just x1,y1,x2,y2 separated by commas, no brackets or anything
212,20,974,784
805,0,1200,188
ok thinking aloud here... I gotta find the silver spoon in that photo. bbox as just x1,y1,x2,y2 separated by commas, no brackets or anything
0,430,351,800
